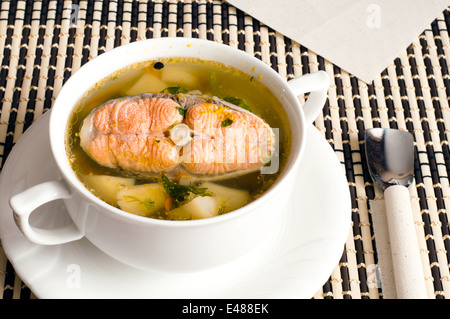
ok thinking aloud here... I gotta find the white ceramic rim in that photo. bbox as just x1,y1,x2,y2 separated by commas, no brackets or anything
49,37,306,227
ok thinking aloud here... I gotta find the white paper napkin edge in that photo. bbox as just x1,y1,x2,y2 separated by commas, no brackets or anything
225,0,449,83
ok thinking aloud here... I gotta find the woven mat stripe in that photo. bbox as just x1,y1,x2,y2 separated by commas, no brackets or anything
0,0,71,299
311,60,354,299
1,0,62,299
386,25,450,297
325,63,371,299
310,57,345,300
0,1,21,299
262,22,368,300
0,0,24,167
407,33,450,297
418,26,450,294
344,72,379,299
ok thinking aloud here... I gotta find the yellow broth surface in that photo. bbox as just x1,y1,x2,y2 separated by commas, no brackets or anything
66,57,291,220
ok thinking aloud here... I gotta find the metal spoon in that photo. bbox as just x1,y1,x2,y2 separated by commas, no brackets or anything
365,128,427,299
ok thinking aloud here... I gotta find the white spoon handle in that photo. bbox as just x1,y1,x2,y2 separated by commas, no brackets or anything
384,185,428,299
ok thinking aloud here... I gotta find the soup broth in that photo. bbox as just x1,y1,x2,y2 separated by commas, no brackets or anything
66,57,291,220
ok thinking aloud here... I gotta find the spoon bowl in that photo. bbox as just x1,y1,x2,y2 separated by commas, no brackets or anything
365,128,414,190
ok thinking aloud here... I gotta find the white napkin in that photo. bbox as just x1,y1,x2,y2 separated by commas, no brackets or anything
226,0,449,83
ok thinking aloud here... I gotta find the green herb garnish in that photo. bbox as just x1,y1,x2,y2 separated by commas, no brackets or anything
176,106,187,117
221,118,234,127
161,86,188,94
223,95,252,112
161,174,213,204
123,196,155,212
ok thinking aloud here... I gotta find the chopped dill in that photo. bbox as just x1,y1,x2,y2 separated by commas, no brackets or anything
223,95,252,112
160,173,213,205
123,195,155,212
221,118,234,127
177,107,187,117
161,86,188,94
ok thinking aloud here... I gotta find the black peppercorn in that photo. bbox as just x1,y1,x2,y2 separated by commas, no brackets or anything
153,62,164,70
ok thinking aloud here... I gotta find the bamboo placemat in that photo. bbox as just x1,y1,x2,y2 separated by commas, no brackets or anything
0,0,449,299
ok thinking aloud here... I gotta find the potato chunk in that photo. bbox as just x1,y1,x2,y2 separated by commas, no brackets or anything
161,67,198,89
83,174,135,206
201,182,250,213
167,196,220,220
117,183,167,217
123,72,168,96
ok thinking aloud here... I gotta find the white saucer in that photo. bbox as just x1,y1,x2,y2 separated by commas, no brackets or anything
0,112,351,299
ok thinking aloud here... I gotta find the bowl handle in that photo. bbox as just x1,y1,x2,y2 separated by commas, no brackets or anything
287,71,330,124
9,180,84,245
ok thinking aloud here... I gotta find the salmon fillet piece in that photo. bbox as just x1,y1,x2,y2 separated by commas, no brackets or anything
88,134,179,173
184,103,245,138
80,94,183,174
80,95,275,176
182,103,274,175
181,137,262,175
93,95,183,134
185,103,273,141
